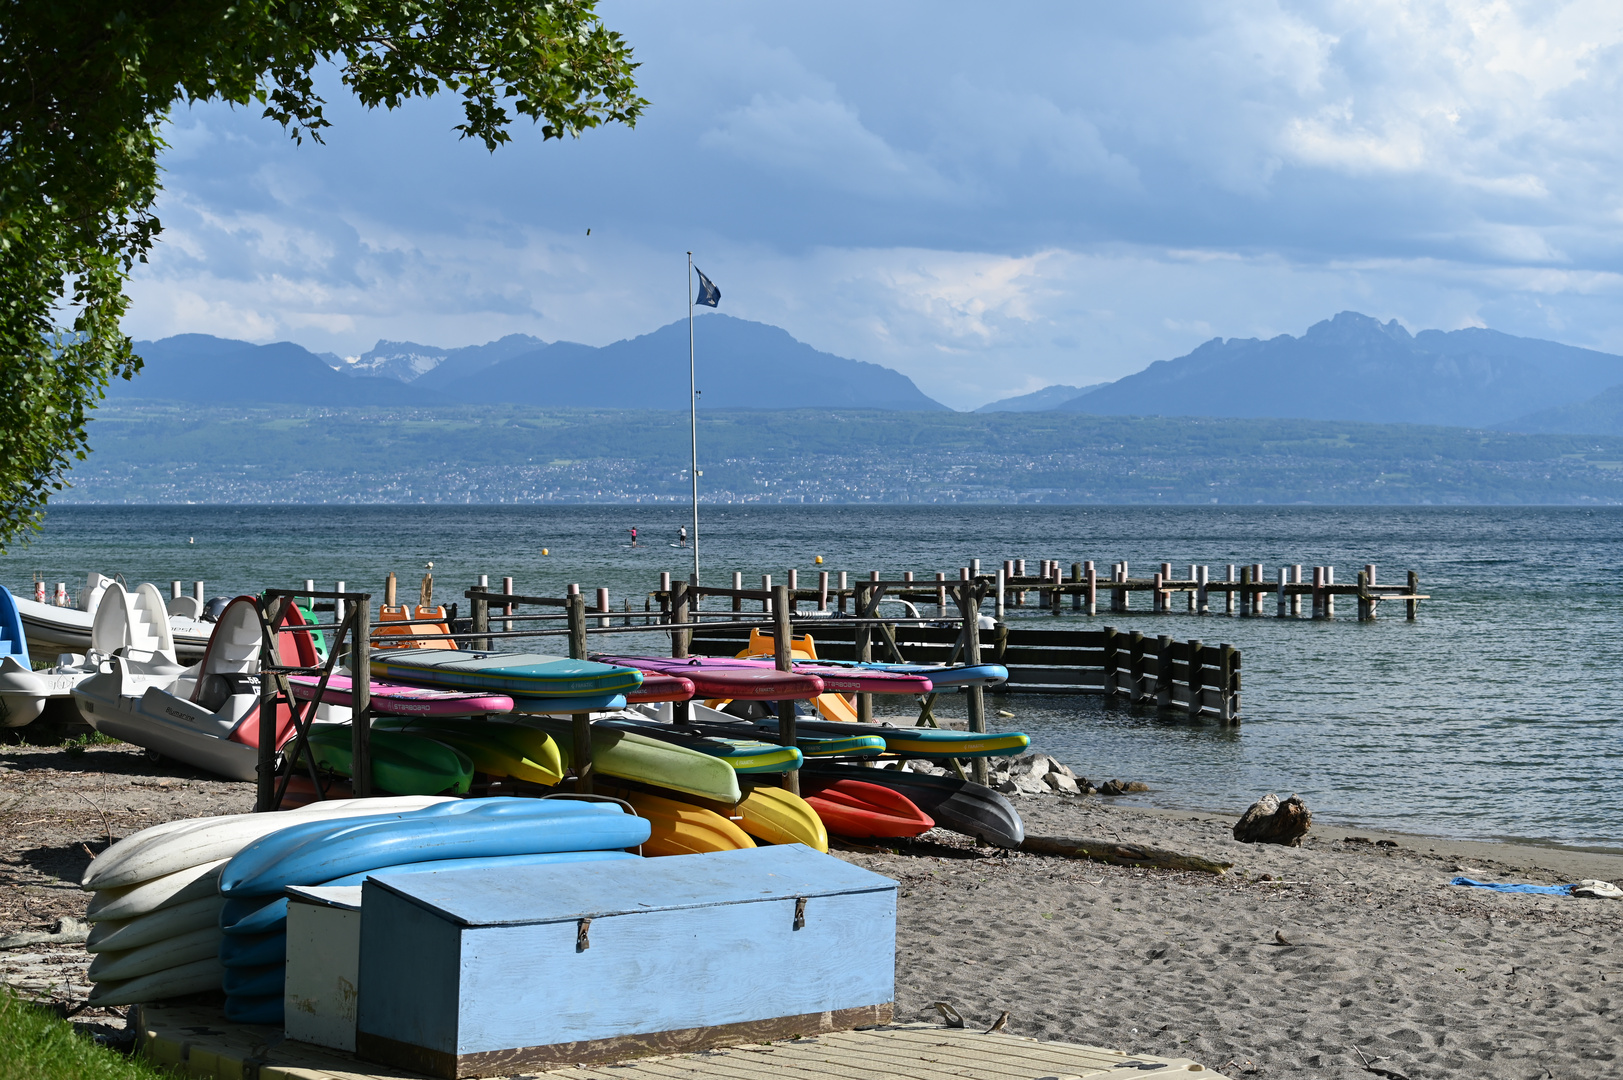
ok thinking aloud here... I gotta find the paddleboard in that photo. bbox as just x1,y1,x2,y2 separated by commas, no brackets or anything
799,777,935,839
761,716,1031,760
717,655,934,694
793,659,1009,688
510,714,742,802
301,723,475,795
593,654,824,700
625,673,696,703
288,674,513,716
802,762,1025,848
373,649,642,699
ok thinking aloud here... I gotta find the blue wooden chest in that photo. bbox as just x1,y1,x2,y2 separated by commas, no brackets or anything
353,845,896,1077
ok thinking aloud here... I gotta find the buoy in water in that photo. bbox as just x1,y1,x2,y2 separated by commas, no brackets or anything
814,555,823,564
542,548,549,556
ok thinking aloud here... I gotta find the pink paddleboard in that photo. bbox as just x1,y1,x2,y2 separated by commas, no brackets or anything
702,656,933,695
287,674,513,717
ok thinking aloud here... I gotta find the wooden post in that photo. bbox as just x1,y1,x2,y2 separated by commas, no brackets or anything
838,571,848,615
994,568,1006,622
1311,566,1324,619
1116,561,1129,612
1357,570,1369,621
1407,571,1420,621
761,575,772,613
1070,562,1083,611
1085,560,1097,616
1325,565,1336,618
1196,565,1209,615
1186,639,1203,720
818,570,829,612
670,580,689,659
596,587,610,629
1277,567,1289,617
1129,630,1147,703
385,572,397,609
471,578,489,651
958,579,989,786
1238,564,1251,616
1102,625,1119,696
935,572,947,618
1186,564,1197,613
1014,558,1026,606
1050,564,1063,616
1152,570,1165,613
1159,563,1172,614
1155,635,1172,712
334,582,346,642
1220,643,1237,722
1364,563,1378,621
567,593,593,794
352,595,372,798
1225,564,1236,614
501,576,514,632
732,571,742,614
854,581,873,723
772,584,799,796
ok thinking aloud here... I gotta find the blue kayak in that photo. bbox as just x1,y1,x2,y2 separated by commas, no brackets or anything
219,799,647,898
220,849,637,936
801,659,1008,688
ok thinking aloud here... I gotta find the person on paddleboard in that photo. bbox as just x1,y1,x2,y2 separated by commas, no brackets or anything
679,525,688,547
629,527,638,547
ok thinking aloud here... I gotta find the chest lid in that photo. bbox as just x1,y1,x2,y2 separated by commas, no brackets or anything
366,845,895,929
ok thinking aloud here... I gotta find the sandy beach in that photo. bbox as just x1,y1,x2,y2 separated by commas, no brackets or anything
3,740,1621,1078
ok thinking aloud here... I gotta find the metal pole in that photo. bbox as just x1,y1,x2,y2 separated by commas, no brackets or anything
687,252,701,587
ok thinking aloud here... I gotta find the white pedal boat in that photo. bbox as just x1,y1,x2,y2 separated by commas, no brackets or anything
0,582,186,727
73,597,308,781
15,572,213,661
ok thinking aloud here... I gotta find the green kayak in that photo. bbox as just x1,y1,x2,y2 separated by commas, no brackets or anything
593,717,805,774
510,715,741,803
371,718,565,787
300,723,474,796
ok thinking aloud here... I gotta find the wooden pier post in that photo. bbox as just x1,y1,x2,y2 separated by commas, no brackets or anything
994,567,1006,623
771,584,799,796
1115,562,1129,612
471,578,490,651
1102,625,1119,697
1277,567,1289,617
1292,565,1303,617
1311,566,1324,619
1015,558,1026,606
1071,562,1083,611
1220,643,1239,722
351,595,372,798
936,571,947,618
1325,565,1336,618
1408,571,1420,620
334,582,346,637
957,577,989,786
838,571,849,615
596,587,610,629
1155,635,1173,711
1238,564,1252,616
1050,564,1063,616
1225,564,1236,614
1187,564,1197,613
1197,565,1210,615
731,572,743,614
1160,563,1172,614
1085,561,1098,616
818,570,829,612
1363,563,1378,621
1152,570,1165,613
1187,639,1203,720
566,593,593,794
854,580,873,723
761,575,772,613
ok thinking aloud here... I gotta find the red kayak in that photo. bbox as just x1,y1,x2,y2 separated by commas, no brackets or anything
593,655,824,701
800,778,935,839
625,673,697,704
707,656,932,695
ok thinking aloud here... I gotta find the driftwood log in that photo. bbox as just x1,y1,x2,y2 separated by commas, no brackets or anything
1233,793,1312,846
1020,835,1232,874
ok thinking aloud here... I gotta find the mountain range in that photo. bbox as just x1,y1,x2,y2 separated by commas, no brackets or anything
121,315,947,411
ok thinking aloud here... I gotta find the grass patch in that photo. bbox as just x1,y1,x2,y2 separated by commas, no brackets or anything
0,989,167,1080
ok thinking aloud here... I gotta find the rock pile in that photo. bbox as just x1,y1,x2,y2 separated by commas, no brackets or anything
901,754,1149,798
1232,792,1312,846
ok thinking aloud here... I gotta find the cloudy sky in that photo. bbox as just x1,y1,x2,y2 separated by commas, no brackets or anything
127,1,1623,409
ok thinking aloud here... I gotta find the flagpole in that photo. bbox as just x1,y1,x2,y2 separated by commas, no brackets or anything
687,252,701,587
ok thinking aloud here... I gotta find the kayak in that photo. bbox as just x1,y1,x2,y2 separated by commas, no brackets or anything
373,649,642,701
371,717,564,786
677,654,931,695
625,673,697,703
509,692,628,714
86,859,229,923
288,674,513,717
619,789,755,857
220,849,637,937
790,659,1009,689
676,716,884,759
799,778,935,839
82,796,456,891
86,895,224,953
755,716,1031,760
510,715,742,803
592,715,803,774
219,798,648,898
736,785,829,852
87,956,222,1007
88,924,220,983
801,762,1025,848
300,723,475,796
593,654,823,701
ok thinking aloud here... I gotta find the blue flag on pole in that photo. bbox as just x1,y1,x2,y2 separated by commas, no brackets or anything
694,266,720,307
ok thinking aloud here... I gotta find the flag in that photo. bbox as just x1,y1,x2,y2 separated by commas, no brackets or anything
694,266,721,307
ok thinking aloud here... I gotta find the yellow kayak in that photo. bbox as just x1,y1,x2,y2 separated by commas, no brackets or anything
737,786,828,853
372,718,564,787
510,715,742,804
620,789,755,857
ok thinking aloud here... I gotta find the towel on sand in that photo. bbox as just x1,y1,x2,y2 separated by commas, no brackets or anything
1451,877,1623,899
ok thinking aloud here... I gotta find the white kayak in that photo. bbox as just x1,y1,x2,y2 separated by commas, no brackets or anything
83,796,454,891
87,956,223,1007
87,924,220,983
86,859,228,923
86,895,225,953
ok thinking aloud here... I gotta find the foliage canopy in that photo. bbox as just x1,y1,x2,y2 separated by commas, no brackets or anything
0,0,644,547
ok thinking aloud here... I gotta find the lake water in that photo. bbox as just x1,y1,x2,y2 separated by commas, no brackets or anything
5,505,1620,853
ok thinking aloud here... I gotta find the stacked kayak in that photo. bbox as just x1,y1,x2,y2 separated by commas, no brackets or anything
785,658,1008,689
81,797,454,1006
799,778,934,839
801,762,1024,848
213,797,648,1022
735,784,829,852
733,716,1030,760
631,654,929,696
374,649,642,713
511,714,742,803
371,717,565,786
593,713,804,774
594,654,824,701
297,723,475,796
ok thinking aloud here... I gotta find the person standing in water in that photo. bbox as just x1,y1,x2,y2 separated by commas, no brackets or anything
679,525,688,548
629,527,638,547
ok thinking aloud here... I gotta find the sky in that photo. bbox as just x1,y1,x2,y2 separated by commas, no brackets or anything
126,1,1623,410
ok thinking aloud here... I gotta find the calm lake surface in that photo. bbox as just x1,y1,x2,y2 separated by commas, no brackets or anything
5,505,1620,853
